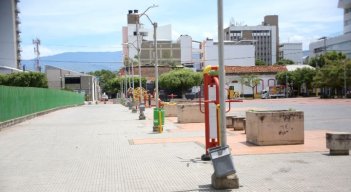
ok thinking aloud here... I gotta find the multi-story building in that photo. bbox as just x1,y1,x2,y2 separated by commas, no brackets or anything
0,0,21,71
279,43,303,64
122,10,192,67
309,0,351,58
224,15,279,65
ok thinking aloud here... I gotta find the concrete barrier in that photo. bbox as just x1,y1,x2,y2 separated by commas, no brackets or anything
226,115,236,128
326,132,351,155
163,103,178,117
177,103,204,123
233,117,246,131
246,110,304,145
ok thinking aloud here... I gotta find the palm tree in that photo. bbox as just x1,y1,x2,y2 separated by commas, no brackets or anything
242,74,261,99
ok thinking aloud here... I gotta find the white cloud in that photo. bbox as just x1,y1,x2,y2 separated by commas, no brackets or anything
18,0,343,54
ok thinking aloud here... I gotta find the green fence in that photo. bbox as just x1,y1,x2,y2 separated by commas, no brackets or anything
0,85,84,122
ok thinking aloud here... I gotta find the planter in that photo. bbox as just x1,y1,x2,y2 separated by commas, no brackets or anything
177,103,204,123
246,110,304,145
163,103,178,117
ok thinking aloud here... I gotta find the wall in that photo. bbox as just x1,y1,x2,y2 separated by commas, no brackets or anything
0,0,18,68
0,85,84,122
203,39,255,66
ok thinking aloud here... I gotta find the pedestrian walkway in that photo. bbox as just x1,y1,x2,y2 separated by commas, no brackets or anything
0,102,350,191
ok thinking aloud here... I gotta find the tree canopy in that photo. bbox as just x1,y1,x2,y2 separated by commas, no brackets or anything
159,68,202,98
255,59,266,66
276,59,294,65
0,72,48,88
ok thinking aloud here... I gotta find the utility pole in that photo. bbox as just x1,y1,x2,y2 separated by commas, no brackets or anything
33,38,41,72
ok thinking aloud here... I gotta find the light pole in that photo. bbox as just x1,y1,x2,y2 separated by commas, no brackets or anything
344,59,347,98
124,40,146,120
136,5,160,129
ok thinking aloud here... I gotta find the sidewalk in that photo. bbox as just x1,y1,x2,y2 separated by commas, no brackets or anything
0,103,350,191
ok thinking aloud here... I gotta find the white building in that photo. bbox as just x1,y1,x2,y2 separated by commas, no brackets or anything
0,0,21,70
201,39,255,67
279,43,303,64
309,0,351,58
122,10,192,67
45,65,101,101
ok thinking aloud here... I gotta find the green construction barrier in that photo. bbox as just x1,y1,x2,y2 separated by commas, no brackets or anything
0,85,84,122
153,108,165,126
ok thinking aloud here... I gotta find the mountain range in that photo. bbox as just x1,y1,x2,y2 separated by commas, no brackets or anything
22,51,123,73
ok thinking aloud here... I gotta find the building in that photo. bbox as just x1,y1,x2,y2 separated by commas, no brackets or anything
225,65,287,96
0,0,21,69
122,10,193,67
279,43,303,64
309,0,351,58
224,15,279,65
201,39,255,67
45,65,101,101
0,65,22,74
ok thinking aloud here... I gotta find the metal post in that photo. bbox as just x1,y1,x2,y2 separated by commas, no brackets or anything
344,60,347,98
136,15,146,120
217,0,227,147
154,22,159,110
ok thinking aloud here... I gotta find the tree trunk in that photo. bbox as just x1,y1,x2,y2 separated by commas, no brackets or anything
252,87,255,99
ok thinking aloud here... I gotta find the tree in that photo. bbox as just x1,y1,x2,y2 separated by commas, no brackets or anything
276,59,294,65
159,68,202,98
0,72,48,88
310,51,350,97
276,68,316,96
89,70,117,97
309,51,346,68
255,59,266,66
241,74,261,99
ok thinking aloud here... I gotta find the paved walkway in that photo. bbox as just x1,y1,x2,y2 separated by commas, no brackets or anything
0,98,351,191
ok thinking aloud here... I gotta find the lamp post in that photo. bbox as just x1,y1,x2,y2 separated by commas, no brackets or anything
124,41,146,119
136,5,160,129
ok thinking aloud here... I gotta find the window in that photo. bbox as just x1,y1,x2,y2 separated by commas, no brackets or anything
65,77,81,84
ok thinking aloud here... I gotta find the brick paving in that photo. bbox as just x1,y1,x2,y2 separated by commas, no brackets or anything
0,98,351,191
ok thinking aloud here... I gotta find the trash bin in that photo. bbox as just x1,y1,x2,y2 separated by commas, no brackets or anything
208,145,236,177
153,108,165,127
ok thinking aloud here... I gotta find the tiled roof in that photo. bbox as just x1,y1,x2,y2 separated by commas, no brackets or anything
225,65,287,74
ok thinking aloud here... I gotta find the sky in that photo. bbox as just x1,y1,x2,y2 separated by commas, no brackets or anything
19,0,343,59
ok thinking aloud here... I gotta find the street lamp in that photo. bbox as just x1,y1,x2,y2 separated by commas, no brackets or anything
136,5,160,126
123,41,146,119
138,4,159,106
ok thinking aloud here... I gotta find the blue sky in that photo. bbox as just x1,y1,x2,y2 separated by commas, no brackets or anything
19,0,343,59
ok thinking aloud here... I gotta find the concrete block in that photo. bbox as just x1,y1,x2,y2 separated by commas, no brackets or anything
233,117,245,131
246,110,304,145
177,103,204,123
226,115,236,128
163,103,178,117
326,132,351,155
211,173,239,189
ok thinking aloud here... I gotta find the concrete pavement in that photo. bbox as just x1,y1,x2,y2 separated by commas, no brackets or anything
0,98,351,191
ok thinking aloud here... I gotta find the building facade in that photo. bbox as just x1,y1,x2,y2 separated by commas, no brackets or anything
0,0,21,69
279,43,303,64
122,10,192,67
225,66,287,96
224,15,279,65
201,39,255,67
45,65,100,101
309,0,351,58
